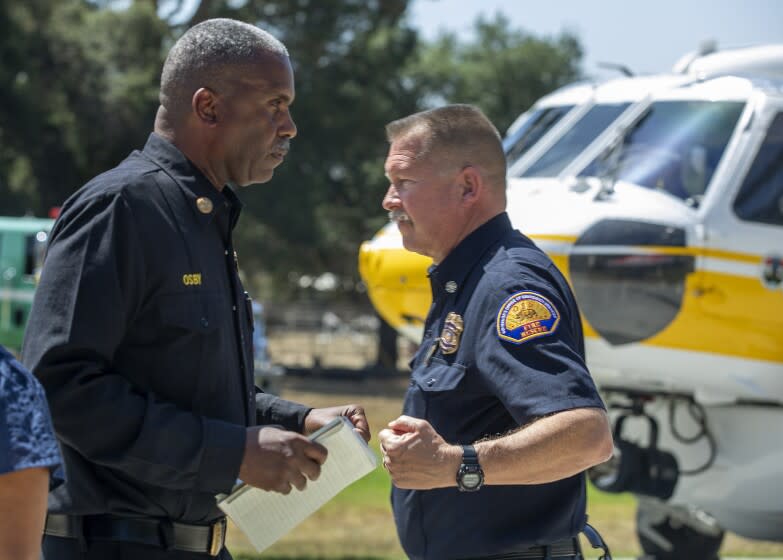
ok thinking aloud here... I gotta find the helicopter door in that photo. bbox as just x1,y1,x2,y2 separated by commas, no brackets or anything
699,107,783,365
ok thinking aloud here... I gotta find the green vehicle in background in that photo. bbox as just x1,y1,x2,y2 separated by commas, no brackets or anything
0,215,53,352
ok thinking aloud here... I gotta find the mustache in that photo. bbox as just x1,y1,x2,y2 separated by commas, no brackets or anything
273,140,291,154
388,210,410,223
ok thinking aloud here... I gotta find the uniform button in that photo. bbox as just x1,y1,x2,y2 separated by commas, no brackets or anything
232,305,237,311
225,250,229,256
200,317,209,328
427,378,436,386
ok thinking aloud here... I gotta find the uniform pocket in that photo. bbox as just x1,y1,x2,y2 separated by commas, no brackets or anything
158,292,218,334
414,359,466,392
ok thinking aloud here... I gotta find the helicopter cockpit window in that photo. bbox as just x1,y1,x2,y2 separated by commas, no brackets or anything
733,112,783,226
579,101,744,205
503,105,574,166
517,103,630,178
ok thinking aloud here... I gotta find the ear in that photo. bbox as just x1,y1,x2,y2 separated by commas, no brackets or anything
192,87,219,126
458,165,484,207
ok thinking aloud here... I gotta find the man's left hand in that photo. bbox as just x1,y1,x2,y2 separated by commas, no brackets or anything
304,404,371,442
378,415,461,489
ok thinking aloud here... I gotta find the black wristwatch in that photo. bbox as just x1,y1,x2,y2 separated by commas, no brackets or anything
456,444,484,492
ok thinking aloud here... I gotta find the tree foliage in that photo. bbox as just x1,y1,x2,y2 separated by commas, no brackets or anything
407,13,583,133
0,0,583,299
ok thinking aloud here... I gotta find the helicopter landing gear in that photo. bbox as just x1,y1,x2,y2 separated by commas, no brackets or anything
636,498,724,559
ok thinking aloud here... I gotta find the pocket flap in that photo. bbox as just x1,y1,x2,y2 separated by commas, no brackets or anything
414,360,466,392
158,293,217,333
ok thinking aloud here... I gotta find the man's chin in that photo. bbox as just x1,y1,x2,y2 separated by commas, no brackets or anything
399,232,421,254
238,170,275,186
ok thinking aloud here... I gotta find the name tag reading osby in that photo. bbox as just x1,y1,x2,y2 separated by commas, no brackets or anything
496,291,560,344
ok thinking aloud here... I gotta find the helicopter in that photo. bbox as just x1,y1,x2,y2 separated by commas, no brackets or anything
358,44,783,559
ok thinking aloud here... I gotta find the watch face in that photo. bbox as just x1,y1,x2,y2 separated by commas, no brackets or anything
461,472,481,488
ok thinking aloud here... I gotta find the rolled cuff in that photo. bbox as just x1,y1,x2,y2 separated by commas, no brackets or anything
255,393,311,433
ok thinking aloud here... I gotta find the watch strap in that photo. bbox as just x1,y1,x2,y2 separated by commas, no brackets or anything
462,444,478,464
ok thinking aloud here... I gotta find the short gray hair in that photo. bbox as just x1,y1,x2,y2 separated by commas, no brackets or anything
160,18,288,118
386,104,507,188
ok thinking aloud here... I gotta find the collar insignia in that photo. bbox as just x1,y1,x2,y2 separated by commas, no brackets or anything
497,291,560,344
196,196,213,214
439,312,464,355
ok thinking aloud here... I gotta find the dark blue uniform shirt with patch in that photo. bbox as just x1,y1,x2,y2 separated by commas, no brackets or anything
391,212,605,560
21,134,310,523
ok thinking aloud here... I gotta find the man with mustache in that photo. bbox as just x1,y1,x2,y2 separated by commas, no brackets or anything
378,105,613,560
22,18,369,560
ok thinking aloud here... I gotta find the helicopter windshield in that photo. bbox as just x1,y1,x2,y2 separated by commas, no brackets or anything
579,100,745,204
516,103,630,178
503,105,574,166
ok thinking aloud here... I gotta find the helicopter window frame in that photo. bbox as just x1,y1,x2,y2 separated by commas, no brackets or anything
733,111,783,227
503,105,575,168
517,102,632,179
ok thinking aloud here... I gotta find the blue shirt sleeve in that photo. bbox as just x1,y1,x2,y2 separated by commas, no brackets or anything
0,346,62,476
474,271,605,425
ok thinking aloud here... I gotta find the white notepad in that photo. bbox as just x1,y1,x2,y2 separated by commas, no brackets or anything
216,416,377,552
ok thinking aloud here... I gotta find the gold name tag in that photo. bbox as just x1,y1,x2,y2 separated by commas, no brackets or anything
182,273,202,286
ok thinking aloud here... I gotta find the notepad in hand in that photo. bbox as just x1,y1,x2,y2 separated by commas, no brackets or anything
216,416,377,552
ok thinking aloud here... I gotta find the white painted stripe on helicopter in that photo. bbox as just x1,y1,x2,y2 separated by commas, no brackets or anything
699,256,760,278
530,240,573,254
0,288,34,303
363,236,400,250
587,338,783,401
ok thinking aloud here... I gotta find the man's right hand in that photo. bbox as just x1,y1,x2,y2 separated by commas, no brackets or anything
238,426,328,494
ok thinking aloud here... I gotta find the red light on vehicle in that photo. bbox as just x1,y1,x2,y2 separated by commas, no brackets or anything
48,207,60,219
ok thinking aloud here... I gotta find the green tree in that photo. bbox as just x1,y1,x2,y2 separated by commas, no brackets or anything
0,1,583,301
0,0,167,213
408,12,583,133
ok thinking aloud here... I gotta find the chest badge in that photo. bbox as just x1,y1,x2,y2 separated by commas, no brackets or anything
497,291,560,344
196,196,213,214
439,312,464,355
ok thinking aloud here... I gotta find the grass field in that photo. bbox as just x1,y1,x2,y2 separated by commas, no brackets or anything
226,377,783,559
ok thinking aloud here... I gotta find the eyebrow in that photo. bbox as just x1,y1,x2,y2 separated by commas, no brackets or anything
275,92,294,104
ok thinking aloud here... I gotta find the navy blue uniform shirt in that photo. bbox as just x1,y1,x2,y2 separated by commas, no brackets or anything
22,133,310,523
392,212,605,560
1,344,61,478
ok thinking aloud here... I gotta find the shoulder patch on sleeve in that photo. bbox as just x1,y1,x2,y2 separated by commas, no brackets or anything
496,291,560,344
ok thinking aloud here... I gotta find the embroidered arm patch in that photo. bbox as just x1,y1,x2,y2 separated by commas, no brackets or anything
496,291,560,344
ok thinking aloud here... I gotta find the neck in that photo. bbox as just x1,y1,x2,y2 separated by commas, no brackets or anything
154,106,226,191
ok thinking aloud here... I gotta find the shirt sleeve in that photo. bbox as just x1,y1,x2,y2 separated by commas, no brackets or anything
255,390,312,433
0,349,62,476
21,191,244,494
474,271,605,426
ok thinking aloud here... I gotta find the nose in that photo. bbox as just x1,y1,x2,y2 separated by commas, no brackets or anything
382,185,400,211
279,110,297,139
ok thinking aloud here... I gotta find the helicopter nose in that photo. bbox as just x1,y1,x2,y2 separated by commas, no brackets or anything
568,219,694,345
